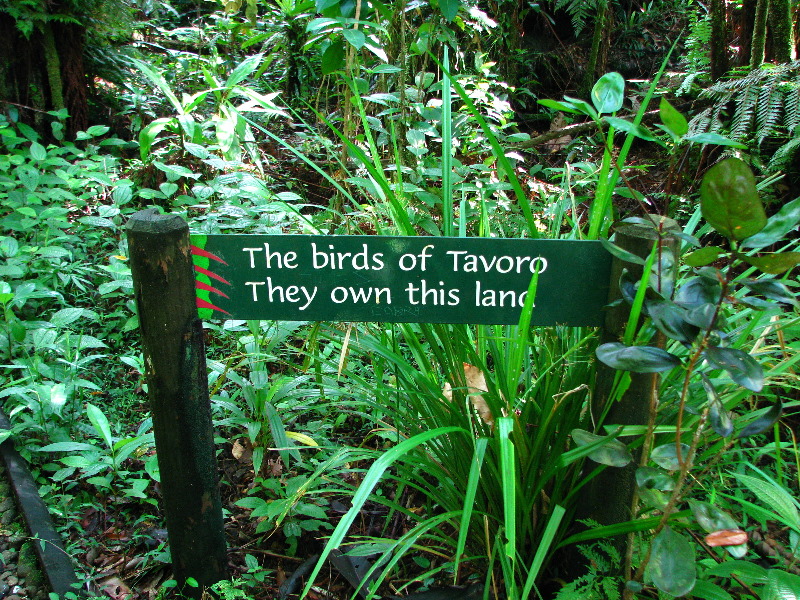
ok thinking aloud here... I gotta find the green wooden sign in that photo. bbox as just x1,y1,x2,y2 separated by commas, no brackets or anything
189,235,613,326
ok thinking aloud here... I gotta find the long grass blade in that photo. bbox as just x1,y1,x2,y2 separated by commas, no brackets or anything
454,437,488,583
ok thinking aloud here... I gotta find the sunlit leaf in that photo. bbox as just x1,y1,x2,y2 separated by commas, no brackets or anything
591,72,625,114
700,158,767,241
649,526,696,597
659,97,688,138
685,132,747,148
596,342,681,373
764,570,800,600
705,346,764,392
605,117,661,142
636,466,674,490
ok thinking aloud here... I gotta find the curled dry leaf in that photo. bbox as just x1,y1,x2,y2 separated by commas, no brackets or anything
442,363,494,428
705,529,748,547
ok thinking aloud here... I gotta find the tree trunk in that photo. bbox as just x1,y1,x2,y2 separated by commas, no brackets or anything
768,0,794,62
54,21,89,135
582,0,611,96
750,0,769,68
710,0,729,80
738,0,757,67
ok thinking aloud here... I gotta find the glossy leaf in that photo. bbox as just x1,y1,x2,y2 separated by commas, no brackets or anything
591,72,625,114
342,28,366,50
737,397,782,439
649,526,696,597
647,300,700,343
596,342,681,373
741,196,800,249
703,373,734,437
689,580,734,600
741,279,799,307
685,303,718,330
684,246,724,267
87,403,114,449
659,97,688,137
571,428,632,467
675,276,722,309
563,95,600,120
321,40,345,74
764,570,800,600
742,252,800,274
690,499,739,532
705,346,764,392
537,99,583,114
700,158,767,241
651,442,690,470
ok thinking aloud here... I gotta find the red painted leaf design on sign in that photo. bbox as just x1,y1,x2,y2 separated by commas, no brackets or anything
196,280,230,298
190,245,228,265
194,265,231,286
197,298,231,316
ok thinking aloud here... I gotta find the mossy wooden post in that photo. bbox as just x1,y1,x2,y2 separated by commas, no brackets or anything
583,217,680,540
126,209,227,593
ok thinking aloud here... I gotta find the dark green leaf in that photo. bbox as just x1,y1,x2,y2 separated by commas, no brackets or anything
702,373,734,437
647,300,700,343
705,346,764,392
537,99,583,115
689,500,739,532
685,303,718,330
687,580,734,600
684,246,724,267
649,526,696,597
651,442,690,470
741,196,800,249
619,269,638,306
700,158,767,241
600,237,646,265
321,40,345,74
437,0,461,21
659,97,689,138
563,96,599,120
737,397,782,439
596,343,681,373
741,279,799,307
685,132,747,148
742,252,800,274
675,276,722,309
764,570,800,600
591,72,625,114
571,428,632,467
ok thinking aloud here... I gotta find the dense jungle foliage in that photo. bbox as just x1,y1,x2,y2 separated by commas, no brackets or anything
1,0,800,599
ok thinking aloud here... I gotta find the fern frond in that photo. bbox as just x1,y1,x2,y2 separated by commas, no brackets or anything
757,87,784,144
767,135,800,172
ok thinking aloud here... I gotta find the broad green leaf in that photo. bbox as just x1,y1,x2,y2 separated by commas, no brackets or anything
763,570,800,600
731,471,800,531
659,97,688,138
78,216,116,228
700,158,767,241
649,526,696,597
596,342,681,373
742,252,800,274
438,0,461,21
39,441,99,453
741,195,800,249
685,303,717,330
689,580,734,600
563,95,599,120
651,442,690,470
342,28,366,50
86,125,110,137
29,141,47,161
705,345,763,392
704,560,768,584
87,402,114,449
571,429,632,467
50,307,87,328
537,99,583,115
689,499,747,558
159,182,179,198
225,54,263,89
321,40,345,74
684,246,724,267
737,397,782,439
685,132,747,148
591,72,625,114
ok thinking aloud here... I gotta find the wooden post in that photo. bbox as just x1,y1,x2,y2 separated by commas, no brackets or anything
126,209,227,592
582,217,680,538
